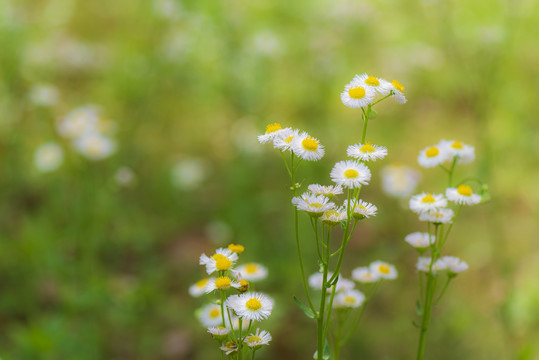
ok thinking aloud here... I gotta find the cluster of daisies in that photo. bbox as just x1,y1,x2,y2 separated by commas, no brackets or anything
33,104,117,173
340,73,407,108
191,244,273,358
309,260,397,310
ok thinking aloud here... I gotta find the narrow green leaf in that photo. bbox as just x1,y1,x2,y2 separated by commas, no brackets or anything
323,339,331,359
294,296,316,319
416,300,423,316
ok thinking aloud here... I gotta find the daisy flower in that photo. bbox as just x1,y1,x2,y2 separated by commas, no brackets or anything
437,256,469,274
307,184,344,198
404,232,435,249
34,142,63,172
244,329,272,349
308,272,329,290
197,303,223,327
226,292,273,322
417,145,450,168
292,193,335,216
220,341,238,355
347,142,388,162
370,261,398,280
257,123,285,144
409,192,447,214
351,266,381,283
272,128,299,152
353,73,391,95
346,199,378,219
416,257,433,272
334,289,366,309
382,79,407,104
29,83,59,107
330,160,371,189
205,276,241,293
419,208,454,224
291,132,325,161
57,105,100,139
438,139,475,164
236,263,268,281
199,248,239,274
321,207,347,226
335,278,356,292
446,185,481,206
74,133,116,161
207,326,230,340
340,75,376,108
381,164,421,198
228,243,245,254
189,278,210,297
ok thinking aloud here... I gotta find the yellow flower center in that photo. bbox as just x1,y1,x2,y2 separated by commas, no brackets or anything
425,147,439,158
457,185,472,196
247,335,262,343
348,86,366,99
246,298,262,311
310,202,323,208
344,296,356,304
240,279,249,287
265,123,282,134
392,80,404,92
209,308,221,318
379,264,391,274
344,169,359,178
302,136,319,151
363,272,372,279
245,264,258,274
324,210,340,218
451,141,463,149
228,244,245,253
359,142,376,153
365,76,380,86
215,276,232,289
213,254,232,270
216,326,226,330
421,194,436,203
284,136,294,143
196,278,209,288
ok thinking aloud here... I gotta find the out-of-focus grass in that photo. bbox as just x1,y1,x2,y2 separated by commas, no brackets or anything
0,0,538,359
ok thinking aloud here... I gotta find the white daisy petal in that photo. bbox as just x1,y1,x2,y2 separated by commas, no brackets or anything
409,192,447,214
446,185,481,206
291,132,325,161
330,160,371,189
347,142,388,162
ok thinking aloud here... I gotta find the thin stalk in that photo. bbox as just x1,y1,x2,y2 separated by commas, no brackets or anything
323,230,337,343
433,277,452,305
316,228,331,360
439,205,462,249
311,217,324,262
220,290,227,328
448,156,458,187
238,319,243,360
361,110,369,143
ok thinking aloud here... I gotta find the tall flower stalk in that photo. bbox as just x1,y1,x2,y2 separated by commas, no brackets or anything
258,73,406,359
407,139,488,360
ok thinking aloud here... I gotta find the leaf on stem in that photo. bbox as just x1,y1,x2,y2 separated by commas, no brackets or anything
294,296,316,319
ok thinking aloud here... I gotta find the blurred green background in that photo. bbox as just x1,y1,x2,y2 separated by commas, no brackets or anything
1,0,538,359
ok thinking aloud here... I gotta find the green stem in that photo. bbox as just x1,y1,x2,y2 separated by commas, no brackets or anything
361,109,369,143
433,277,452,305
448,156,458,187
323,230,336,344
220,290,227,328
311,217,324,262
238,319,243,360
439,205,462,249
317,228,331,360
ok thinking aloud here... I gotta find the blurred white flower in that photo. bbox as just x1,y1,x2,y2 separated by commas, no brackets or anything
29,84,59,107
34,142,63,172
57,105,100,139
74,133,116,160
381,164,421,198
114,167,135,186
171,158,207,190
250,31,282,57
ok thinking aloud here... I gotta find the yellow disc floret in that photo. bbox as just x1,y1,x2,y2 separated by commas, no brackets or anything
213,254,233,270
421,194,436,203
228,244,245,254
344,169,359,178
302,136,319,151
246,298,262,311
209,308,221,318
365,76,380,86
245,264,258,274
238,279,249,293
265,123,282,134
451,141,463,149
359,142,376,153
392,80,404,92
348,86,366,99
425,147,439,158
379,264,391,274
247,335,262,343
344,296,357,305
196,278,209,288
285,136,294,143
215,276,232,290
457,185,472,196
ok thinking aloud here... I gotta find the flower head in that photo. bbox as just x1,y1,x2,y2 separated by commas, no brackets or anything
74,133,116,161
321,207,347,226
226,292,273,322
244,329,272,349
409,192,447,214
292,193,335,216
446,185,481,206
353,73,391,96
382,79,407,104
257,123,285,144
369,261,398,280
291,132,325,161
205,276,241,293
34,142,63,172
330,160,371,189
381,164,421,198
438,140,475,164
189,278,210,297
307,184,344,198
199,248,239,274
351,266,381,283
272,128,299,152
197,303,223,327
334,289,366,309
236,263,268,281
347,142,388,162
437,256,469,274
207,326,230,340
220,341,239,355
417,145,450,168
346,199,378,219
404,232,435,249
341,75,376,108
228,244,245,254
419,208,454,224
